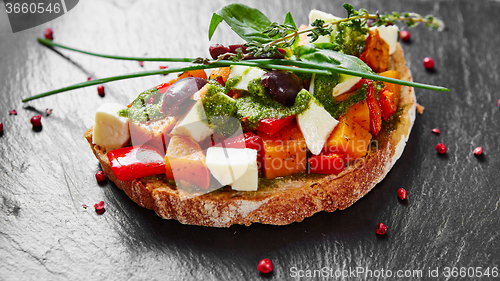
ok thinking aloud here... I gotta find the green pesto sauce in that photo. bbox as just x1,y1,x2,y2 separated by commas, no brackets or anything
332,22,368,57
225,76,242,91
203,81,236,116
202,81,239,136
313,74,367,119
126,87,164,122
235,80,311,129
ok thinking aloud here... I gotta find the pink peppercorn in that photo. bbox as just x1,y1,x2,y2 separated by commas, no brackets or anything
423,57,435,69
400,30,411,41
473,147,483,156
95,171,107,183
431,128,440,135
44,28,53,40
0,122,3,134
397,188,407,200
257,258,273,274
30,115,42,127
376,223,388,235
94,201,105,214
436,143,447,154
97,85,105,97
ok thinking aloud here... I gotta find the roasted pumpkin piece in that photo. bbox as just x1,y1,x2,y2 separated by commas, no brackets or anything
260,121,307,179
345,100,370,132
324,116,373,160
169,69,208,84
209,67,231,82
129,117,177,154
360,29,389,73
379,70,401,106
165,135,210,189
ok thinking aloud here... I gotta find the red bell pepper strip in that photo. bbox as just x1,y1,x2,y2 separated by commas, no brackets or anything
365,80,382,136
349,78,368,93
309,153,345,174
256,115,295,136
107,145,166,181
156,82,172,94
378,88,397,121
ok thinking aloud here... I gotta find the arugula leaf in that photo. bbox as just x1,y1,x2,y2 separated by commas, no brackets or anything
296,44,373,74
208,3,273,43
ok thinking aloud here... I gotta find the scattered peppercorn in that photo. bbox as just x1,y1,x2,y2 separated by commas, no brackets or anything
473,147,483,156
30,115,42,127
376,223,388,235
431,128,440,135
9,110,17,115
397,188,407,200
159,65,168,75
97,85,105,97
497,99,500,107
82,204,87,209
257,259,273,274
0,122,3,134
44,28,53,40
423,57,435,69
138,61,144,67
94,201,105,214
400,30,411,41
46,108,53,115
436,143,447,154
87,76,92,81
95,171,107,183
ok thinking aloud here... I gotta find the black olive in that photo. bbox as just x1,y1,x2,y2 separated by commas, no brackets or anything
261,70,303,106
161,77,207,116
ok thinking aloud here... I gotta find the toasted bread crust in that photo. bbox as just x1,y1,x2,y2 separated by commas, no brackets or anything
85,43,415,227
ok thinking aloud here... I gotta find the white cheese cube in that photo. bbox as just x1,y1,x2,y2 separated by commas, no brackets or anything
206,147,258,191
228,65,266,91
308,9,341,44
92,103,130,151
370,25,399,55
297,98,339,155
171,100,213,142
332,75,362,97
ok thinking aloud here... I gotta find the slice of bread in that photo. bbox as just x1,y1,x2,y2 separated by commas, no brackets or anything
85,43,415,227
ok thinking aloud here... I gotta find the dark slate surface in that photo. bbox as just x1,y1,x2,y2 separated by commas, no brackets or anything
0,0,499,280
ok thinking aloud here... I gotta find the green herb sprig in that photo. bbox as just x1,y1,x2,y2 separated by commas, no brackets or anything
211,3,445,59
23,3,448,102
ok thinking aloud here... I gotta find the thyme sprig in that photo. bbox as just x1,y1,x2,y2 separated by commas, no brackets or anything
242,3,444,58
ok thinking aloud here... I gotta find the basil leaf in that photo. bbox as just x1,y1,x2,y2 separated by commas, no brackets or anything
284,12,300,54
296,44,374,74
208,13,224,40
284,12,296,29
208,3,273,43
